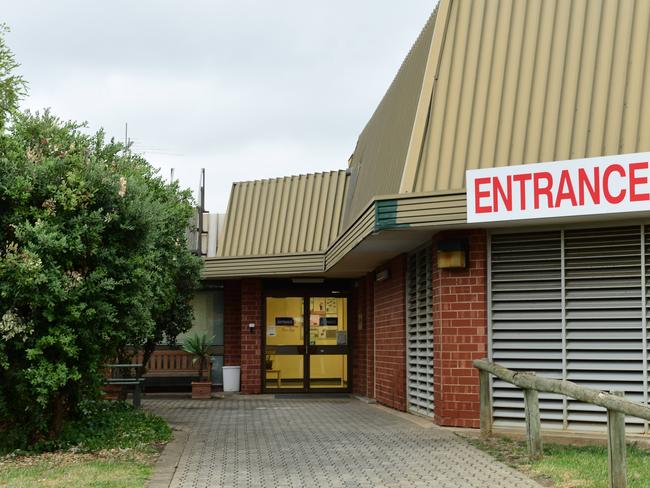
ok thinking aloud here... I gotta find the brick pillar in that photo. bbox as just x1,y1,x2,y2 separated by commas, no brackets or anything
432,230,488,428
240,279,262,394
373,255,407,411
223,280,241,367
365,274,375,399
350,276,370,398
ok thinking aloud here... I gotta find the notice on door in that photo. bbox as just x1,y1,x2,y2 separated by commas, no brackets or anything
275,317,294,326
466,151,650,223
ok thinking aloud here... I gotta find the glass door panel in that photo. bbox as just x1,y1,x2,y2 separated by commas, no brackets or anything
308,297,347,346
264,295,350,392
309,355,347,389
265,297,304,390
265,354,303,389
308,297,348,390
266,297,304,346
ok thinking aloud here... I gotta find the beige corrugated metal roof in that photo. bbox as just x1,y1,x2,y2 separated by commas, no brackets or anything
209,0,650,276
400,0,650,193
340,8,438,229
217,170,348,257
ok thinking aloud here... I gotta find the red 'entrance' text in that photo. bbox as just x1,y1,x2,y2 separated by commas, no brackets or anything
473,161,650,214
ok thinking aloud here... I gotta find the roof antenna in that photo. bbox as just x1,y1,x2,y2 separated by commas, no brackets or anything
198,168,205,214
196,168,206,255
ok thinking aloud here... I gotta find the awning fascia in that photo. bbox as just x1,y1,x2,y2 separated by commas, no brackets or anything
202,190,468,279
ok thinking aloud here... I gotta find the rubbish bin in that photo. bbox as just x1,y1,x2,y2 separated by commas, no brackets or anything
222,365,240,392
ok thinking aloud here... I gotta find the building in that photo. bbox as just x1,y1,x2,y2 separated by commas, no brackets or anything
159,0,650,432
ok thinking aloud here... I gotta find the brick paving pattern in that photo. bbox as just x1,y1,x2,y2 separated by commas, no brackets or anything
145,396,540,488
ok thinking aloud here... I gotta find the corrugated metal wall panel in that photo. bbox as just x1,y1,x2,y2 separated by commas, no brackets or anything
392,192,467,228
218,171,348,257
406,245,434,417
203,254,324,278
403,0,650,193
324,206,375,270
490,225,649,433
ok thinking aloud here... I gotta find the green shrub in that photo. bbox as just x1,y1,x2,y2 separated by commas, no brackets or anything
182,333,214,381
0,400,171,455
0,25,202,441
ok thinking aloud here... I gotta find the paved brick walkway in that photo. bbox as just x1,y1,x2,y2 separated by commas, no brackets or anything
145,396,539,488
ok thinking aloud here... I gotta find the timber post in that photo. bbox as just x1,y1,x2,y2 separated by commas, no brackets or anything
523,373,542,460
607,391,626,488
479,369,492,439
473,359,650,488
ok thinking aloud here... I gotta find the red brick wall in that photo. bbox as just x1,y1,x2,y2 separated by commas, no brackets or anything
373,255,407,411
432,230,488,428
223,280,241,367
240,279,262,394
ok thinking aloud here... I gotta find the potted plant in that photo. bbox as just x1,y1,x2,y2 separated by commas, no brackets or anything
265,354,273,370
182,333,213,399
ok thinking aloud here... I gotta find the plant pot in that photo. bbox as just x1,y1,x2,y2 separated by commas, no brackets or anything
101,384,122,400
191,381,212,399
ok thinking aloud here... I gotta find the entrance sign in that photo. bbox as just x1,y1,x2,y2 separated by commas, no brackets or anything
466,152,650,223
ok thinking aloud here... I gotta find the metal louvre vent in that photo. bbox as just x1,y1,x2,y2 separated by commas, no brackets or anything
406,245,434,417
490,231,564,430
565,227,643,431
490,226,648,433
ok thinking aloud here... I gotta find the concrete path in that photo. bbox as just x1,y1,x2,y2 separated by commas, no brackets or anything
145,396,539,488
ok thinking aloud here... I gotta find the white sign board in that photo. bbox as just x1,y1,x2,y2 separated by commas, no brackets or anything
466,152,650,223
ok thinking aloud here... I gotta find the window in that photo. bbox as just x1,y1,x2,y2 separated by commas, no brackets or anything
176,289,224,346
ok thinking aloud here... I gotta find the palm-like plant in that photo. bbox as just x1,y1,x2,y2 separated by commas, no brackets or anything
182,333,213,382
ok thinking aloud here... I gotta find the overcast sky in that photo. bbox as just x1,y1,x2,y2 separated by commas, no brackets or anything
2,1,435,212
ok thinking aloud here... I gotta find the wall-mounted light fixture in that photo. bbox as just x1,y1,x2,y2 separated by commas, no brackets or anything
375,269,391,282
437,238,469,269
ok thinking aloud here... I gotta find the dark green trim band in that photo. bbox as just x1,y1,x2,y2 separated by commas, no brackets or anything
375,199,410,231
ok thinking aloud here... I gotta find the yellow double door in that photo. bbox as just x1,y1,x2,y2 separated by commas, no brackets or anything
264,296,349,391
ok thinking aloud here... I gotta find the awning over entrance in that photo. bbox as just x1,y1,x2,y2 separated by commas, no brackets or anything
203,190,467,279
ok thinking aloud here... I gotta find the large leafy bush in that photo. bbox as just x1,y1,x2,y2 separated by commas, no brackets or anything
0,28,201,442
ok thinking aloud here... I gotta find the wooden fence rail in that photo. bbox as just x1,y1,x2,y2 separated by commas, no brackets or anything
473,358,650,488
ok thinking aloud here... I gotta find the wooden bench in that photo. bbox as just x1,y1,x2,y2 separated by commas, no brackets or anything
104,363,145,407
134,350,201,378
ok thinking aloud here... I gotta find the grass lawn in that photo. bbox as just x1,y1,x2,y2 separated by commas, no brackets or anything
0,401,171,488
0,449,155,488
468,435,650,488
